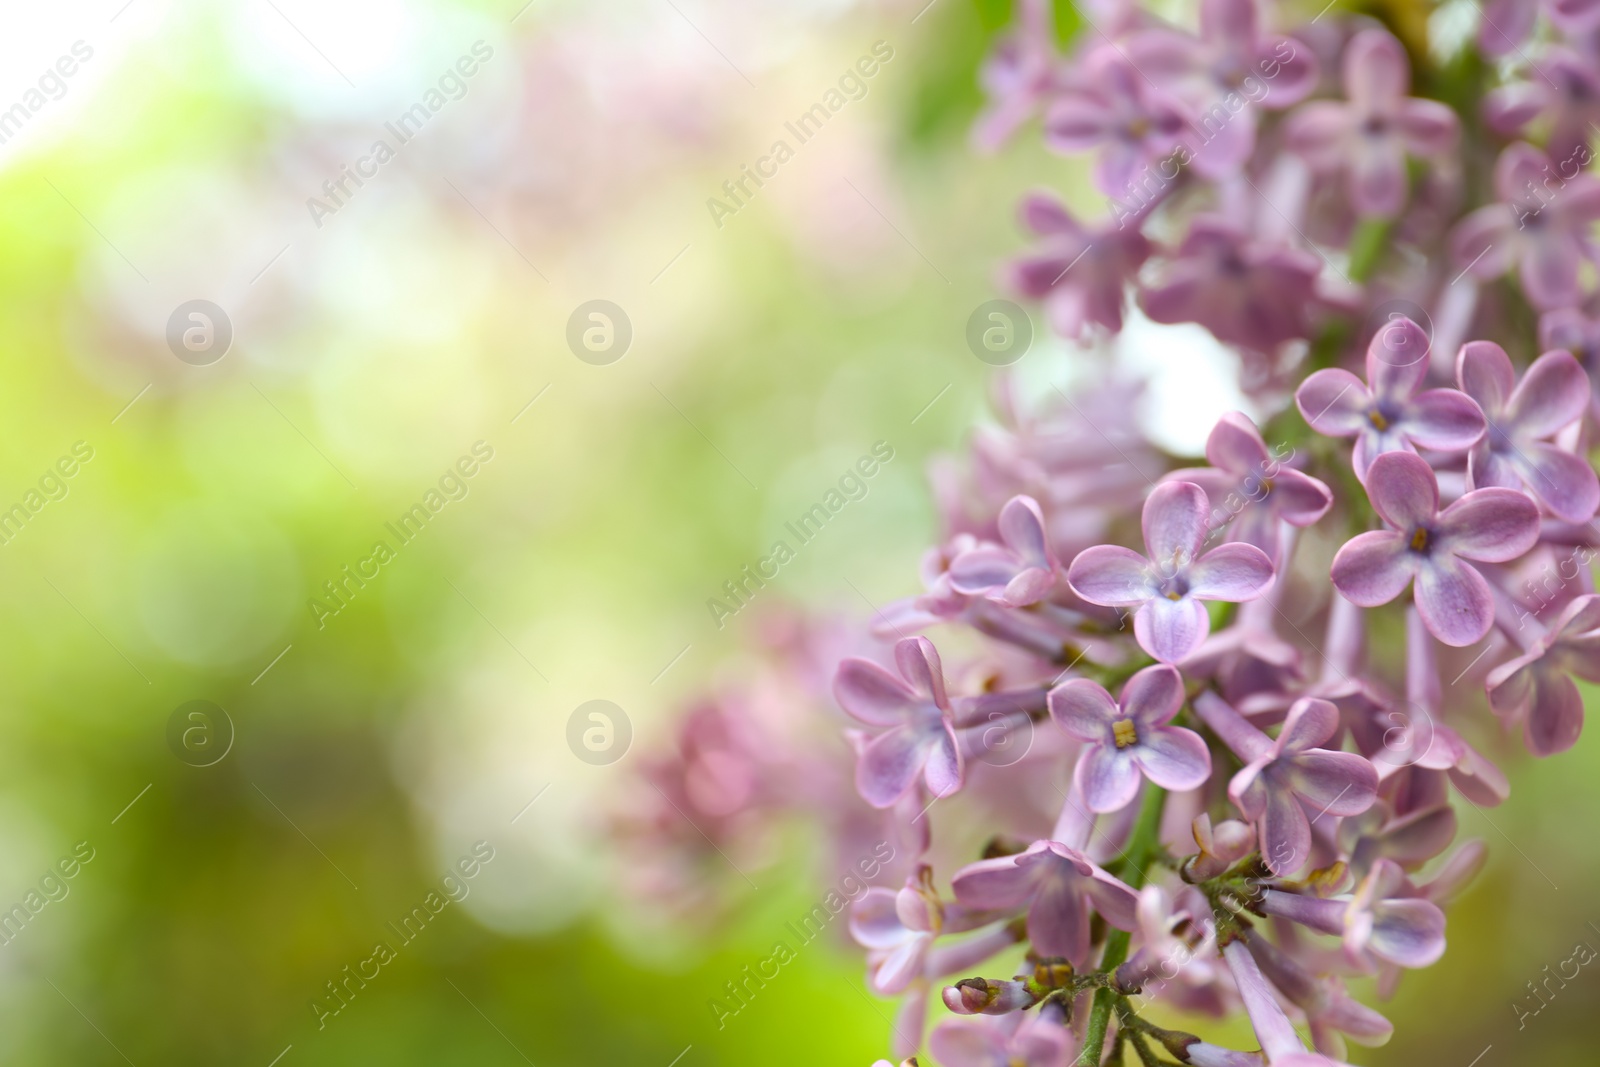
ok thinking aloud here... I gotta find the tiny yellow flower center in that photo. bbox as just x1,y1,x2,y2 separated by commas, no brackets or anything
1368,408,1390,432
1410,527,1430,552
1113,719,1139,749
1164,590,1183,601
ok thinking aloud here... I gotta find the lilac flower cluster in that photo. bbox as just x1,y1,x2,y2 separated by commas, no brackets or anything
617,2,1600,1064
831,3,1600,1065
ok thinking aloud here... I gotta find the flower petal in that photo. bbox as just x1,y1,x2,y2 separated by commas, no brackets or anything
1077,744,1142,813
929,1019,1013,1067
1296,368,1371,436
835,658,915,726
1414,557,1495,647
1507,348,1591,438
924,721,964,798
998,494,1053,568
1122,664,1185,729
1397,98,1459,156
1188,541,1276,601
1277,698,1341,754
1455,340,1515,415
1133,726,1213,791
1367,316,1432,398
1331,532,1415,607
950,851,1036,910
948,546,1024,595
1404,389,1486,452
896,636,949,707
1067,545,1156,606
1449,205,1518,279
1271,468,1335,525
1134,594,1211,663
1288,750,1378,814
1260,779,1314,875
1526,668,1585,756
1143,481,1211,564
1521,233,1581,311
857,725,932,808
1365,450,1439,530
1028,870,1090,961
849,888,909,950
1517,442,1600,522
1049,679,1118,742
1368,899,1446,968
1345,29,1408,112
1436,487,1540,561
1206,411,1271,474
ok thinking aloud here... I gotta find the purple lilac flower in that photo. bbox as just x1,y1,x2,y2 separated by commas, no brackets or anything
850,869,944,995
1067,481,1276,663
1182,812,1256,881
929,1008,1074,1067
1044,48,1194,196
949,495,1060,607
1125,0,1317,171
950,840,1139,964
1195,692,1378,876
1483,48,1600,166
1244,934,1394,1055
1258,858,1447,972
834,637,963,808
1048,664,1211,812
1335,800,1458,880
1540,307,1600,414
1006,192,1151,340
1168,411,1333,557
1295,316,1486,481
1451,142,1600,311
1480,0,1600,58
1456,341,1599,522
1487,593,1600,755
1139,216,1323,351
972,0,1062,152
1285,29,1459,218
1330,451,1541,646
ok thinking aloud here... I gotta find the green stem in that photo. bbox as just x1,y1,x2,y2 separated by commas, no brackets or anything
1077,784,1166,1066
1346,215,1393,284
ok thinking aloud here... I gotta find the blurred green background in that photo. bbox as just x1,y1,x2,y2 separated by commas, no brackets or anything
0,0,1595,1063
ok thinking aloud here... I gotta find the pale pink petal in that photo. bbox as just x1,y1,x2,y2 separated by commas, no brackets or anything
1188,541,1276,601
1449,205,1518,279
948,546,1024,595
1506,349,1591,437
1414,557,1495,647
1078,744,1142,812
1526,669,1585,756
849,888,908,950
950,852,1036,910
1200,0,1257,40
1365,451,1439,530
1396,98,1459,155
1135,594,1211,663
835,658,915,726
1133,726,1212,791
1122,663,1186,729
1436,487,1540,561
1519,443,1600,522
1368,899,1446,968
1206,411,1271,474
1287,101,1352,168
1277,698,1340,753
1261,782,1313,874
1455,340,1515,414
1143,480,1211,563
1289,750,1378,814
1345,29,1409,111
1331,532,1415,607
1272,468,1335,525
1296,368,1372,436
929,1020,1013,1067
1350,139,1407,217
896,636,948,707
924,722,964,798
1261,36,1318,107
1366,316,1432,398
1049,679,1119,742
1068,545,1156,606
858,725,931,808
1405,389,1486,451
1028,873,1090,961
1521,234,1582,311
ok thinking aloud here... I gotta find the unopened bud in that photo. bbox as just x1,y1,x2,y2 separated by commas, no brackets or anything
940,977,1038,1015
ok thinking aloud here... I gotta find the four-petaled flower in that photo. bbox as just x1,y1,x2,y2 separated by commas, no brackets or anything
949,495,1060,607
1258,858,1447,973
951,840,1139,965
1007,192,1151,340
1068,481,1276,663
1196,693,1378,876
1286,29,1459,217
834,637,963,808
1168,411,1333,558
1295,316,1486,481
1487,593,1600,756
1045,49,1193,196
1456,341,1600,522
1048,664,1211,812
1331,451,1541,646
1452,142,1600,311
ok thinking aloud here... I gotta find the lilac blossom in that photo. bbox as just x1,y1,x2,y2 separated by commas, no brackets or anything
1006,192,1151,340
1452,142,1600,311
948,495,1060,606
1295,316,1486,481
1456,341,1599,522
1331,451,1541,646
1487,593,1600,755
1221,940,1355,1067
1168,411,1333,556
834,637,963,808
1126,0,1317,171
1139,216,1323,351
1480,0,1600,57
1048,664,1211,812
972,0,1062,152
1285,29,1458,217
1195,692,1378,875
1067,481,1276,663
1257,858,1447,972
1044,48,1194,196
951,840,1139,964
1483,48,1600,165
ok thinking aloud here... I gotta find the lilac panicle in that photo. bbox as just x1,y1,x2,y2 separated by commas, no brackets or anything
1330,451,1541,646
1487,593,1600,756
1067,481,1276,663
